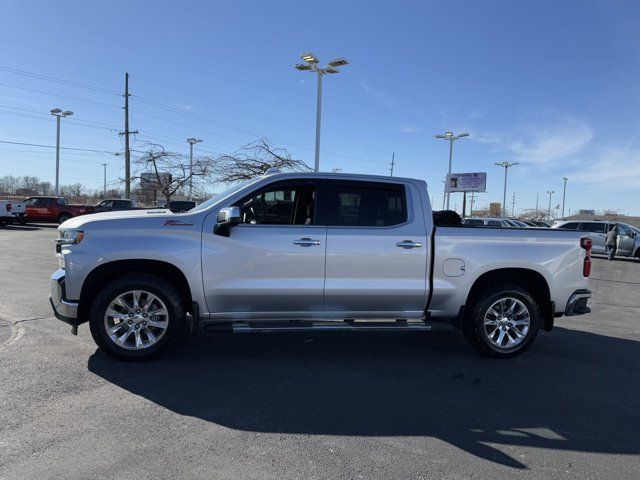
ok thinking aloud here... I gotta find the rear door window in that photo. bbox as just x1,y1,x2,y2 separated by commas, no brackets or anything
328,181,407,227
561,222,580,229
487,220,502,227
579,223,606,233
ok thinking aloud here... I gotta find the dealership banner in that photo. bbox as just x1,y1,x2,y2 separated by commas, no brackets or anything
447,172,487,192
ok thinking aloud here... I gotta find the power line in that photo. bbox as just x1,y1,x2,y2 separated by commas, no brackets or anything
0,65,120,95
0,35,123,73
0,82,122,109
0,139,117,154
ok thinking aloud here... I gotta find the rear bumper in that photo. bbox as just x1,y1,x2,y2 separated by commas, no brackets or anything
49,269,82,326
565,289,591,316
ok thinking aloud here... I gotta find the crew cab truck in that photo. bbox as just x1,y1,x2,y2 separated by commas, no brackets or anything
50,172,592,361
24,196,95,224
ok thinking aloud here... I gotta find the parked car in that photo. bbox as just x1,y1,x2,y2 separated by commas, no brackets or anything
0,200,26,226
552,220,640,258
24,196,95,224
93,199,138,213
463,217,514,227
162,200,197,213
50,172,592,361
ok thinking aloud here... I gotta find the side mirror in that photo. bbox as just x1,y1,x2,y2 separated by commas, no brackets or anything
214,206,241,236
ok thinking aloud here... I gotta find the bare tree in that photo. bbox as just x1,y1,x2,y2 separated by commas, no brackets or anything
61,183,84,197
134,143,215,205
215,139,312,183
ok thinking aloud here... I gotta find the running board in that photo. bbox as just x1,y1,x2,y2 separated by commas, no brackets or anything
203,320,453,334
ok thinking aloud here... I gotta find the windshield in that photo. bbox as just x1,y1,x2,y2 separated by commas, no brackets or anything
189,179,256,213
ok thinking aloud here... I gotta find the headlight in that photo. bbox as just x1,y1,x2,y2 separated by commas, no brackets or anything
56,229,84,246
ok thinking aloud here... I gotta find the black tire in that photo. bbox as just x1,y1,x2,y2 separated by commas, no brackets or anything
463,284,540,358
0,219,8,227
89,273,185,361
17,218,27,225
57,213,72,224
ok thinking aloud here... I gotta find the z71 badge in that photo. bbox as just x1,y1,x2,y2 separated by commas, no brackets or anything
164,219,194,226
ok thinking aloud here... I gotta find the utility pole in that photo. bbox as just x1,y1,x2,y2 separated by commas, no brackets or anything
535,192,539,218
123,72,131,199
187,138,202,200
561,176,569,218
389,152,395,176
441,179,446,210
101,163,108,198
511,192,516,217
119,73,137,199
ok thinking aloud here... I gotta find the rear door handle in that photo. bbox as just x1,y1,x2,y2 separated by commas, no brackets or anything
396,240,423,249
293,237,322,247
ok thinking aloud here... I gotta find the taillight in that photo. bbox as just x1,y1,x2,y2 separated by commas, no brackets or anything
580,237,592,277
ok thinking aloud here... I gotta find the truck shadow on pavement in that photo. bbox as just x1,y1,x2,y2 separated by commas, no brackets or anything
88,327,639,470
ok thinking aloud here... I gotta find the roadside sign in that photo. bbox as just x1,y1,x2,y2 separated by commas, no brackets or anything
447,172,487,192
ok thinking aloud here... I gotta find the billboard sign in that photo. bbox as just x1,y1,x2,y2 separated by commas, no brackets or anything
140,172,172,189
447,172,487,192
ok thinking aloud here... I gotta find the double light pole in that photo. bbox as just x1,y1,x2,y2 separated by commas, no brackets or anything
50,108,73,196
435,131,469,210
494,161,519,217
295,52,349,172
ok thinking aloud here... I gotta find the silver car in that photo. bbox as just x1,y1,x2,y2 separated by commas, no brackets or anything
552,220,640,258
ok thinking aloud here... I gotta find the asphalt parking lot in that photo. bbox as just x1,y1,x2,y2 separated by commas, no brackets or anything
1,224,639,480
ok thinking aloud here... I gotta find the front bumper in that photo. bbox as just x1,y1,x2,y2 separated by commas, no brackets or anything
49,269,82,326
565,289,592,316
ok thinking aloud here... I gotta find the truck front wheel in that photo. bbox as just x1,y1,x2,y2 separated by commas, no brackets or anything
57,213,72,224
463,284,540,358
88,273,185,361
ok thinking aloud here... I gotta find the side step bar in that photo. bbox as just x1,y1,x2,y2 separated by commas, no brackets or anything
203,320,453,334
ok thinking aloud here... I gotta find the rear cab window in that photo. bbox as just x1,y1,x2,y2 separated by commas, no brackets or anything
327,180,407,227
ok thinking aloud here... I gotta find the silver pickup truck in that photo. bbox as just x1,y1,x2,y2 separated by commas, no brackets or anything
50,172,592,360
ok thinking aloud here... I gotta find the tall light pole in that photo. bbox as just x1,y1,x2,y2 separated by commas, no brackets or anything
50,108,73,196
187,138,202,200
436,131,469,210
101,163,108,198
561,176,569,218
295,53,349,172
547,190,555,220
494,161,519,217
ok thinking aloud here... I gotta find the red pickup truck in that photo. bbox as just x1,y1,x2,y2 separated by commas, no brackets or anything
24,196,95,224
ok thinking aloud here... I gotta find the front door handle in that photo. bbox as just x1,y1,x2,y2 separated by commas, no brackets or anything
396,240,423,249
293,237,322,247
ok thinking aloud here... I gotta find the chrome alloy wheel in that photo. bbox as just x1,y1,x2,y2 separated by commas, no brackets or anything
483,297,530,349
103,290,169,350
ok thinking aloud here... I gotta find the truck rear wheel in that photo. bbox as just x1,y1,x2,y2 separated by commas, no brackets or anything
463,284,540,358
88,273,185,361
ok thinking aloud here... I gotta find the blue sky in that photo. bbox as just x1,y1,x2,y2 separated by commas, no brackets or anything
1,0,640,215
